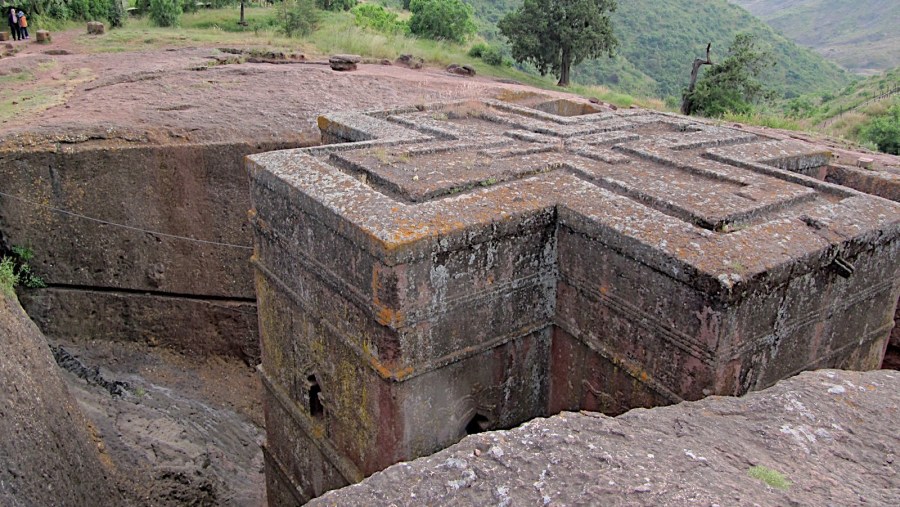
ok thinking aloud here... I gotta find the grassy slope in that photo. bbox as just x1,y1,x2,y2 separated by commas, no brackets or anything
803,67,900,146
466,0,850,99
728,0,900,74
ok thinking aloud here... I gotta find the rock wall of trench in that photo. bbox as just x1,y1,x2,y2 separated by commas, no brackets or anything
0,293,122,506
0,137,305,363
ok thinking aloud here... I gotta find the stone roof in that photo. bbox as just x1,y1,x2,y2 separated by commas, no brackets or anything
248,98,900,301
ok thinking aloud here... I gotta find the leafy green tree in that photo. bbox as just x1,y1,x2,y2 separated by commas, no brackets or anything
498,0,618,87
408,0,476,44
682,33,775,117
316,0,356,11
860,101,900,155
351,3,408,35
280,0,318,37
149,0,181,27
107,0,126,27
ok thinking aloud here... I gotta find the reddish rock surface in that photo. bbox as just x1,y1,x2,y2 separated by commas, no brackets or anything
0,294,122,506
312,369,900,507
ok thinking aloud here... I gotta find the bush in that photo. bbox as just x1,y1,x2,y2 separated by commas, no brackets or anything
860,102,900,155
181,0,198,14
467,42,487,58
280,0,318,37
66,0,110,21
316,0,356,11
0,257,16,298
408,0,475,44
350,3,407,35
481,45,502,66
149,0,182,26
108,0,126,27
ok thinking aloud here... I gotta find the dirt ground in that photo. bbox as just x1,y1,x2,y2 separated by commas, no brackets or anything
0,29,590,148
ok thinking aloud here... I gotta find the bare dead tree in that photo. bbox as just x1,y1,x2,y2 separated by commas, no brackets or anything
681,43,713,116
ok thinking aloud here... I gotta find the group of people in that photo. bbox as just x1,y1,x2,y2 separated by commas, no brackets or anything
7,7,29,41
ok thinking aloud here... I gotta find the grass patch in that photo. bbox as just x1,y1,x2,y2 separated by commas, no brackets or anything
724,111,802,131
0,257,17,298
748,465,791,490
0,67,93,124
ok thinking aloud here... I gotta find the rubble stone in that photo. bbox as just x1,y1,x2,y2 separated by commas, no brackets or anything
447,64,476,77
395,54,424,69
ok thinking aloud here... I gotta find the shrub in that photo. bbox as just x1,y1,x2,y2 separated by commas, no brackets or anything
149,0,182,27
467,42,487,58
408,0,476,44
280,0,318,37
350,4,407,35
181,0,199,14
66,0,110,21
860,101,900,155
481,45,502,66
316,0,356,11
0,257,17,298
108,0,126,27
0,246,46,297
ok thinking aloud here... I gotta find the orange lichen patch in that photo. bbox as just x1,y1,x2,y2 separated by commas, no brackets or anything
374,306,404,328
316,115,333,132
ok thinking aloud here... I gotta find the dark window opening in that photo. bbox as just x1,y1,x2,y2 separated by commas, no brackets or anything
465,413,490,435
307,375,324,419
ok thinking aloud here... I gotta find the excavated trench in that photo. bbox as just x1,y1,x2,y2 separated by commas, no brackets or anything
1,96,898,505
0,132,320,505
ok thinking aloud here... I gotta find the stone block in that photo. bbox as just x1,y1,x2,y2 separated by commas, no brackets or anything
248,98,900,504
0,31,9,41
87,21,105,35
35,30,50,43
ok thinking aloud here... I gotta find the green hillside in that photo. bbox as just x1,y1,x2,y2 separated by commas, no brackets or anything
466,0,850,100
789,66,900,150
729,1,900,74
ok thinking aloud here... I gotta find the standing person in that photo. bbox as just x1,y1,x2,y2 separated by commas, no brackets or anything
7,8,19,41
17,9,27,39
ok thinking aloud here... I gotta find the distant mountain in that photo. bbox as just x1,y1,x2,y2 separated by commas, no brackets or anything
728,0,900,74
468,0,850,99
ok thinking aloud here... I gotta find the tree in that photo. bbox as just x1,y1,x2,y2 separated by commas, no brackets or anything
149,0,181,27
408,0,476,44
682,33,775,117
316,0,356,11
279,0,318,37
498,0,618,87
681,43,713,115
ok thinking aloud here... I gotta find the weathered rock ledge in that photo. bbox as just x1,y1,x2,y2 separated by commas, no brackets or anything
313,369,899,506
